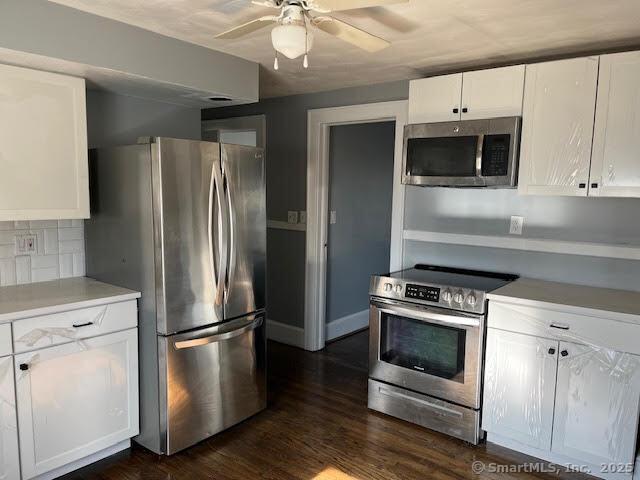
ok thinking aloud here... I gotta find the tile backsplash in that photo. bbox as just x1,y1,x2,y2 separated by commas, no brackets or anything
0,220,85,286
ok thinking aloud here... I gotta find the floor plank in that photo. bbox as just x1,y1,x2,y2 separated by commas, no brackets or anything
60,330,589,480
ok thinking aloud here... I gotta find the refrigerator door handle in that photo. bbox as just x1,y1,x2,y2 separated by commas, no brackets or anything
223,160,236,295
209,162,228,307
172,315,263,349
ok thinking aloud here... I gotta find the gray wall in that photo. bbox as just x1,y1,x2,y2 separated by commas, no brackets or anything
203,80,409,328
326,122,395,324
87,90,201,148
403,188,640,292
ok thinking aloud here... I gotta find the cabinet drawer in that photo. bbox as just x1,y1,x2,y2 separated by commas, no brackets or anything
0,324,11,357
488,301,640,356
13,301,137,353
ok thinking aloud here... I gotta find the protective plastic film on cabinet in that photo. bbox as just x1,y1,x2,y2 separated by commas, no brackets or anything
483,301,640,473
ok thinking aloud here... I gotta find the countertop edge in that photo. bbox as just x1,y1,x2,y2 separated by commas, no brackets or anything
0,292,141,324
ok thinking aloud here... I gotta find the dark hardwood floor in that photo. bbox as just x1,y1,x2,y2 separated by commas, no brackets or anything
62,330,587,480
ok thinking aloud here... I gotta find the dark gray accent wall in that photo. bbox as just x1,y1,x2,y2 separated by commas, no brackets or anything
203,80,409,328
403,188,640,292
87,90,201,148
326,122,395,324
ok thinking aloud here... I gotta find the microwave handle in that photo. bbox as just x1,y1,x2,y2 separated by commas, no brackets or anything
475,133,485,177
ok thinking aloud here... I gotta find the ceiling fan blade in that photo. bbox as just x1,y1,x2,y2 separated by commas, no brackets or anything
312,16,390,52
308,0,408,12
250,0,280,8
214,15,278,39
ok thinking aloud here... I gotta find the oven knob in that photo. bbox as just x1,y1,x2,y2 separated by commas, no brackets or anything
453,290,465,303
442,290,453,302
384,283,393,292
467,293,477,306
394,284,403,294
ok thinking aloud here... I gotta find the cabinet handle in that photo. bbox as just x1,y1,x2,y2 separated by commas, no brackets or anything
462,107,468,113
561,350,569,357
591,183,598,189
72,321,94,328
548,347,556,355
578,183,587,189
19,363,29,371
452,108,459,114
550,323,570,330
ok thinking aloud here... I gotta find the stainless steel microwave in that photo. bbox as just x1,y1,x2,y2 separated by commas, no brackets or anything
402,116,521,187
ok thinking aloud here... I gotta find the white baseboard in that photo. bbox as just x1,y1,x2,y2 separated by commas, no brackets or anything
326,309,369,342
34,439,130,480
267,319,305,348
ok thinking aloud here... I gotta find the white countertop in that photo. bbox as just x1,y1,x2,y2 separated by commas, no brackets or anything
488,278,640,323
0,277,141,323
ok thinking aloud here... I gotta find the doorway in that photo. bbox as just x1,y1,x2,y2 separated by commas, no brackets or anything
325,122,396,341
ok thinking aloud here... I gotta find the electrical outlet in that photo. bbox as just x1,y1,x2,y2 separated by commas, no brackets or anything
509,216,524,235
299,211,307,224
330,211,337,225
287,211,299,224
15,234,37,254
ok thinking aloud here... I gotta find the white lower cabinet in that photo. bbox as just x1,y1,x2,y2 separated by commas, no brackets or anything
0,355,20,480
552,341,640,466
482,329,557,450
14,329,139,479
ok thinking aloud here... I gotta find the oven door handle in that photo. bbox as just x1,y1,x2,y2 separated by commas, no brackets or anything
372,301,481,328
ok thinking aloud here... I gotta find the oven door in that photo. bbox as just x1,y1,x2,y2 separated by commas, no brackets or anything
369,298,484,409
402,117,520,187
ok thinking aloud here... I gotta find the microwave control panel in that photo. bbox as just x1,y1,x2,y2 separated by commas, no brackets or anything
405,284,440,302
482,134,510,177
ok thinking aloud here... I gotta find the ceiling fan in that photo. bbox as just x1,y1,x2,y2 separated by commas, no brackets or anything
214,0,408,70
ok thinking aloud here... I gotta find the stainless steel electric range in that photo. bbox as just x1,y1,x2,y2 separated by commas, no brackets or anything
368,264,518,444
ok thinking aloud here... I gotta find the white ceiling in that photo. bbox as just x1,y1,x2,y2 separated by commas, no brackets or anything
49,0,640,98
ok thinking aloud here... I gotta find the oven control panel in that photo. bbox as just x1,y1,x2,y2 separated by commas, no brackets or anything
405,284,440,302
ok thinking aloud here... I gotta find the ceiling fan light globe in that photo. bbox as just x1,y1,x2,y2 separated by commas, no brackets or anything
271,24,314,59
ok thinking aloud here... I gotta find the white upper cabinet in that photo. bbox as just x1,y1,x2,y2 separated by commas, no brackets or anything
408,73,463,124
0,64,89,221
460,65,525,120
590,51,640,198
482,328,558,450
518,57,599,196
552,341,640,466
408,65,524,124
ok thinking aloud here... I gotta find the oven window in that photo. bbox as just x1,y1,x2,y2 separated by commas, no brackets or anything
380,313,466,382
406,136,478,177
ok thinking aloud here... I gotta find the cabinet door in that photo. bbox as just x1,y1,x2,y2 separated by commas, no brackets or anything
461,65,525,120
15,329,139,479
0,356,20,480
0,63,89,221
518,57,598,196
552,342,640,466
408,74,463,124
482,328,558,450
590,51,640,198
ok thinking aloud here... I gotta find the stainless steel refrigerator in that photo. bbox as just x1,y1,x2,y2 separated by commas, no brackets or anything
85,137,266,455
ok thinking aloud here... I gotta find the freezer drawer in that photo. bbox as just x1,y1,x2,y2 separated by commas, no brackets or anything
159,313,266,454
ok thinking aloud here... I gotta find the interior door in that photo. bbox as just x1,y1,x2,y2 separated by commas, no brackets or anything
552,341,640,466
221,143,266,320
153,138,225,335
482,329,558,450
591,51,640,198
14,329,138,479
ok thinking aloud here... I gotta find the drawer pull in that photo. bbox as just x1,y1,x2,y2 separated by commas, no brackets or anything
561,350,569,357
548,347,556,355
72,321,94,328
550,323,570,330
19,363,29,371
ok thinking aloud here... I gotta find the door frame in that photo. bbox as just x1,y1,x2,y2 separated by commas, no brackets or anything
202,114,266,148
305,100,408,351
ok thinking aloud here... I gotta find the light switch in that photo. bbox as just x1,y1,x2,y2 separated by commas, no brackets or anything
15,234,37,254
299,211,307,224
330,211,337,225
509,216,524,235
287,211,299,224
